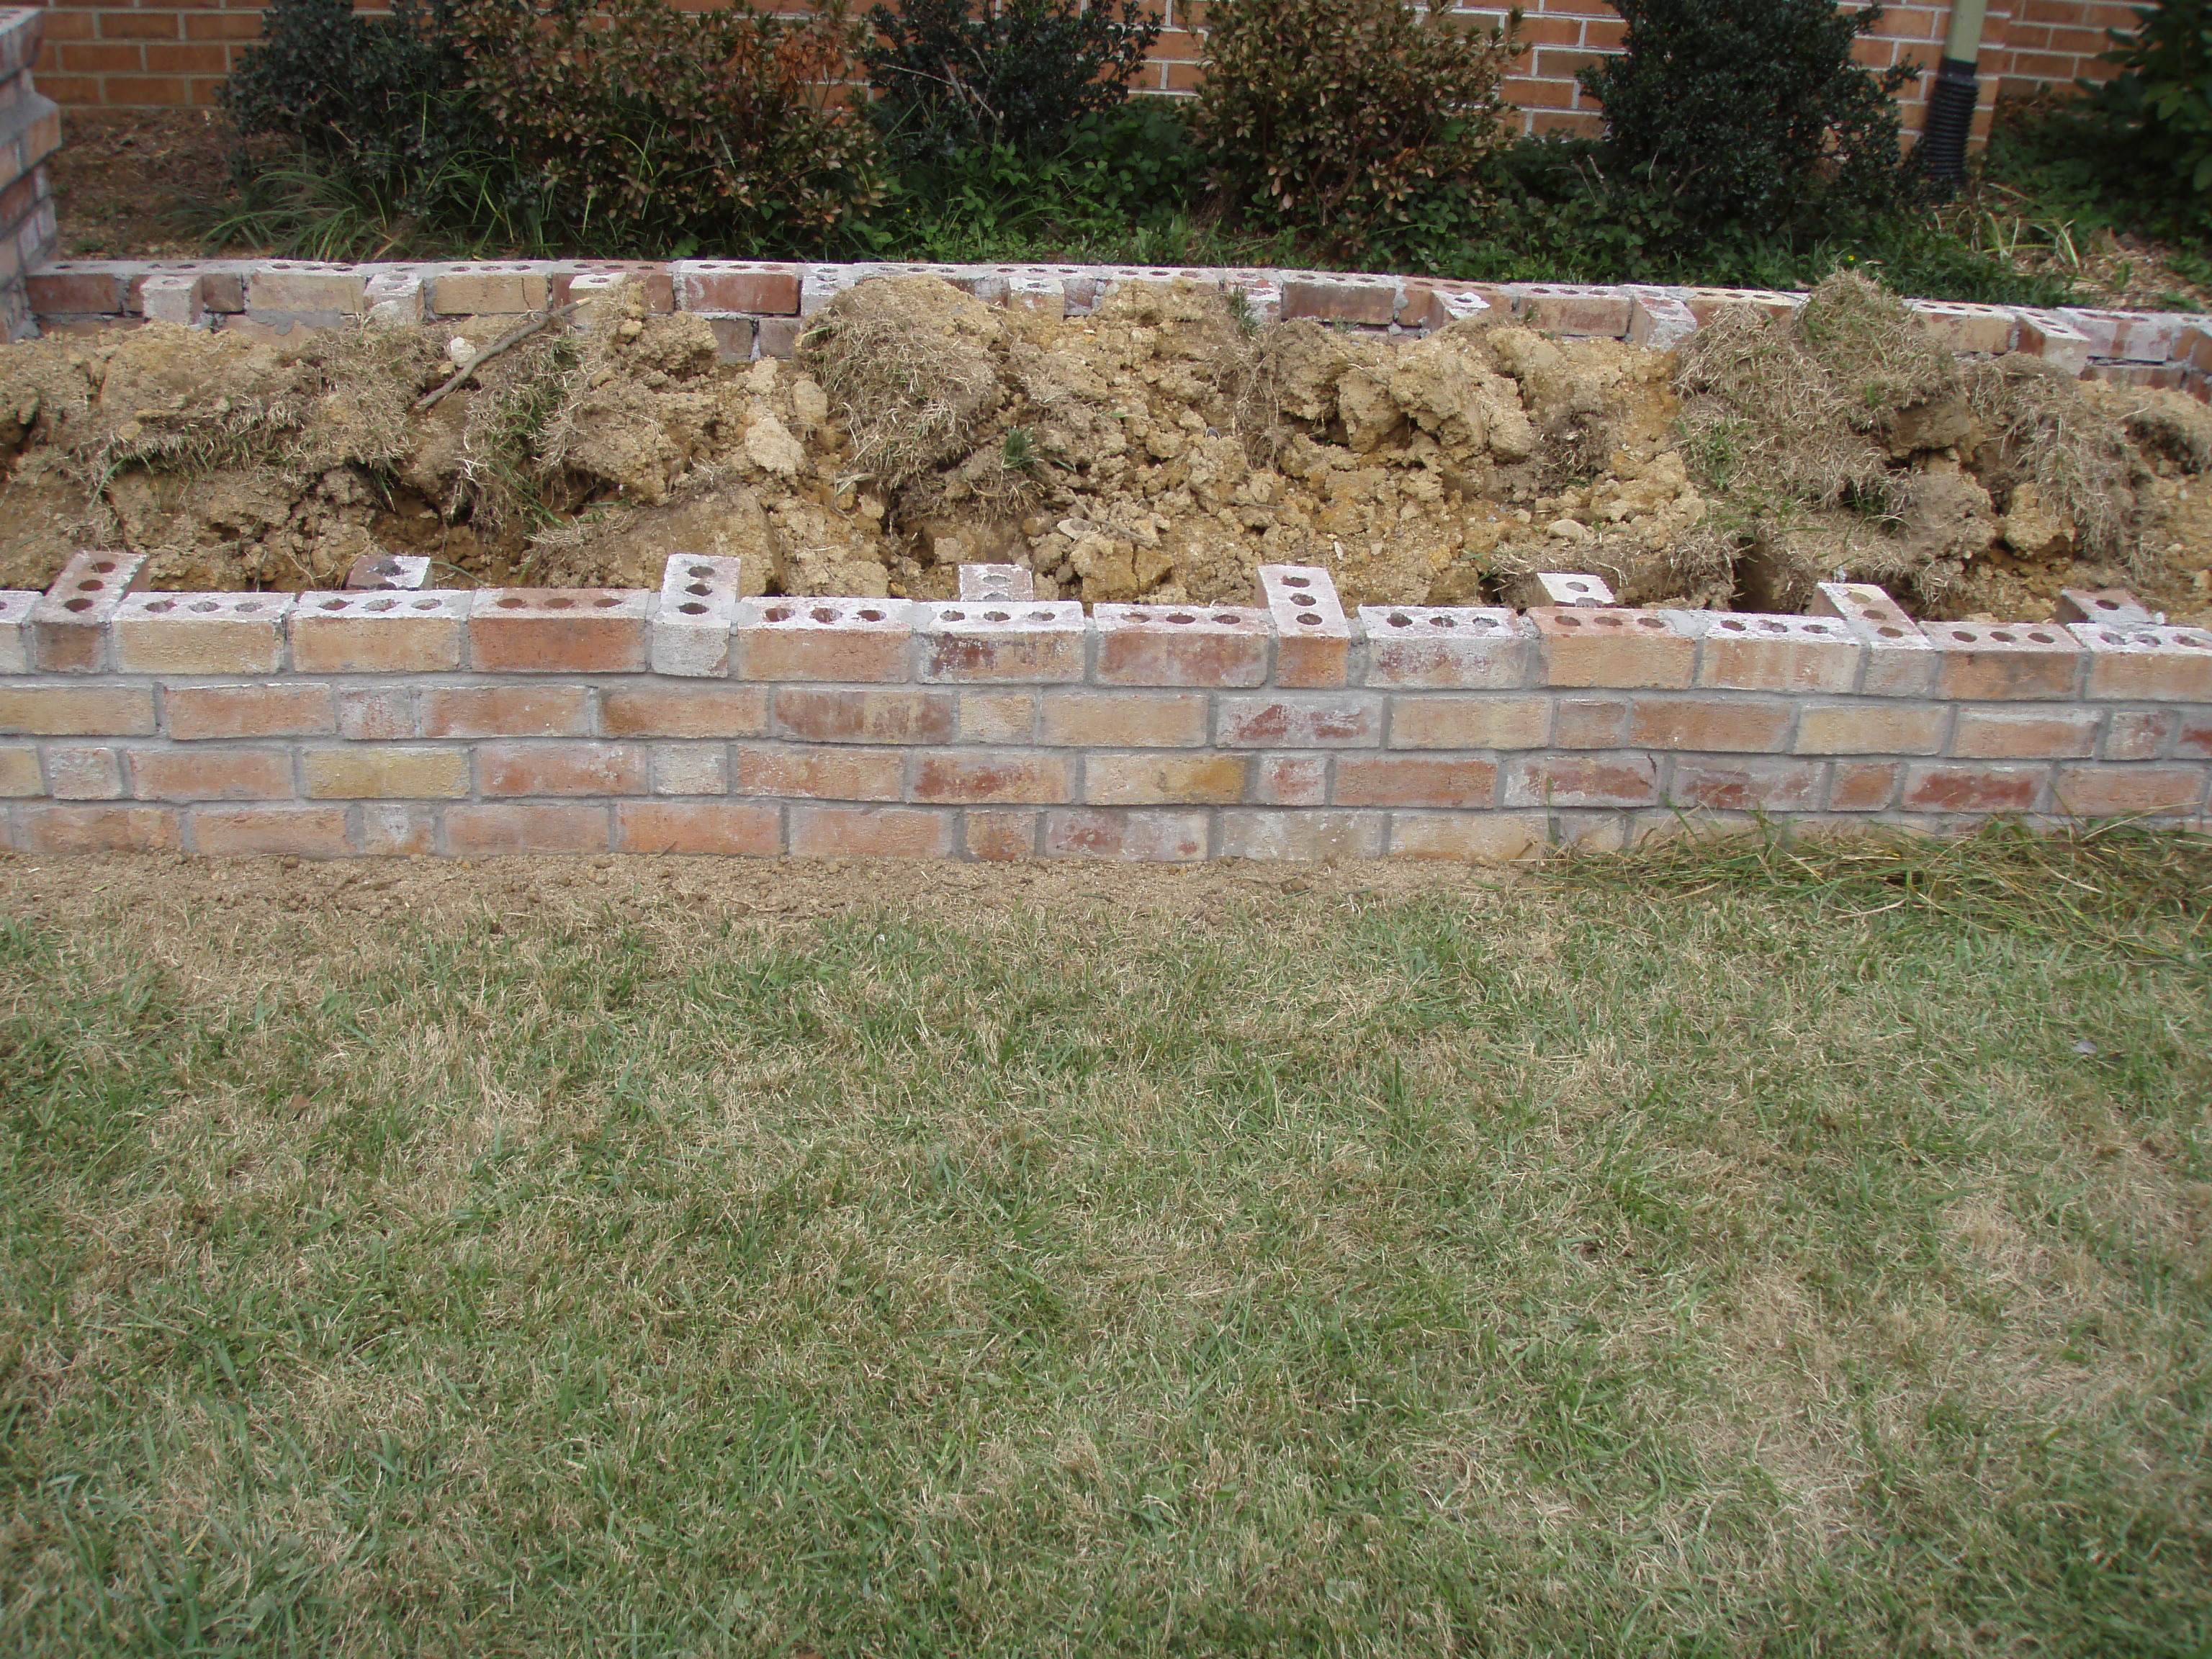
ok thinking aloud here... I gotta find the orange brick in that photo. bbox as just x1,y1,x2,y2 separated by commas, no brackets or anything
19,804,179,852
420,685,590,738
614,801,781,855
602,684,770,739
773,686,953,743
468,590,649,673
131,747,292,801
1791,702,1948,755
1829,762,1902,811
1628,696,1792,752
963,809,1039,860
189,805,350,858
290,591,468,672
1039,691,1205,747
1952,707,2100,759
1216,693,1382,747
739,598,912,682
1085,752,1248,805
2051,766,2206,817
1334,754,1498,808
1667,758,1824,812
302,747,469,799
912,751,1074,804
1094,603,1269,686
1388,811,1550,861
737,744,904,801
166,683,333,740
788,804,954,857
0,685,156,736
1388,695,1552,750
445,804,611,855
1532,608,1696,688
477,742,646,797
1901,763,2044,812
1503,754,1660,807
1042,809,1208,860
1927,621,2081,701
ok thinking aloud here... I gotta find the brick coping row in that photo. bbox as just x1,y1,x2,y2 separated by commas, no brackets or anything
0,554,2206,860
17,256,2211,393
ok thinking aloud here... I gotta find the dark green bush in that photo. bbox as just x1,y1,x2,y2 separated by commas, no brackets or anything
1580,0,1920,240
2092,1,2212,228
863,0,1160,160
1193,0,1521,248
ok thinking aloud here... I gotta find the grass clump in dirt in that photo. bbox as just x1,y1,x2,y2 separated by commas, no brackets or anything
1,827,2209,1652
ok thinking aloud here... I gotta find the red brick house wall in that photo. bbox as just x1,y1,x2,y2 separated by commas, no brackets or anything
28,0,2144,124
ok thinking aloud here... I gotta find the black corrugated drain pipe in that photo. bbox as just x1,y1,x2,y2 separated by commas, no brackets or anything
1917,0,1988,193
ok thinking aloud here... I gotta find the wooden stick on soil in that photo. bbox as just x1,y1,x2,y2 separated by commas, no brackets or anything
415,302,584,413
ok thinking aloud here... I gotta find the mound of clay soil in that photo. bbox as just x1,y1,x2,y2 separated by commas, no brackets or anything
0,271,2204,621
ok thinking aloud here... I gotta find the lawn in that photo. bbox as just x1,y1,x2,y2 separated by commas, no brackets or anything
1,830,2208,1655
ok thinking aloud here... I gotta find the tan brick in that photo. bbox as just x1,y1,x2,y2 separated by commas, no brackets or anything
597,684,769,739
337,688,415,741
1549,696,1627,748
1927,621,2081,701
469,590,650,673
1809,583,1936,696
1952,706,2100,759
1900,763,2044,813
303,747,469,799
110,592,290,675
963,809,1038,860
1217,693,1382,747
741,598,914,683
1829,762,1902,811
0,746,39,796
1085,752,1248,805
1094,604,1269,686
2051,765,2206,817
1388,694,1551,750
189,805,351,858
47,745,122,800
788,804,954,858
0,685,156,736
290,591,468,673
19,804,180,853
426,262,547,315
961,691,1036,743
737,744,904,801
1667,758,1824,812
1039,691,1205,747
2103,709,2177,761
1792,702,1947,755
1256,755,1327,804
912,751,1074,804
419,685,589,738
768,687,952,744
651,745,728,796
1334,755,1498,809
246,262,366,314
477,742,646,797
446,804,611,855
1629,696,1792,752
166,683,333,741
614,801,782,855
1218,809,1385,860
1043,809,1208,860
1504,754,1660,808
1532,608,1696,688
1388,811,1550,860
132,747,293,801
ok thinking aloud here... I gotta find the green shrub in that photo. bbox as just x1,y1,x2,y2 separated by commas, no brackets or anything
2092,0,2212,225
1192,0,1522,247
1580,0,1920,239
863,0,1160,159
447,0,883,255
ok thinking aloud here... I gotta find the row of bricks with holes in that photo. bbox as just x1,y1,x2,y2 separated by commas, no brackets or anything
12,552,2212,705
20,257,2212,390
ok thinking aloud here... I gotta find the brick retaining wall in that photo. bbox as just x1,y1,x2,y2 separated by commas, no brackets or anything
1,555,2206,861
0,8,55,341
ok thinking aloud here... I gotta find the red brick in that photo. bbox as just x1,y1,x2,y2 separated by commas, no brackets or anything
1216,693,1382,747
1667,758,1824,812
477,742,646,797
446,804,611,855
469,590,649,673
596,684,770,739
1042,809,1208,860
1628,695,1792,752
1504,754,1660,807
0,685,156,736
131,747,292,801
1951,706,2100,759
1334,755,1498,809
2103,709,2177,761
27,268,125,314
739,598,912,682
1694,613,1861,693
1829,762,1902,811
19,804,179,852
1927,621,2081,701
737,744,904,801
912,751,1074,804
673,261,801,315
788,804,954,858
1532,608,1696,688
1259,566,1350,688
1084,752,1247,805
420,685,590,738
1094,604,1269,686
1281,277,1398,326
290,591,468,672
2051,766,2206,817
189,805,350,858
1901,764,2044,812
773,686,953,743
613,801,781,855
2068,623,2212,702
918,601,1085,683
963,809,1038,860
166,683,333,740
550,262,677,314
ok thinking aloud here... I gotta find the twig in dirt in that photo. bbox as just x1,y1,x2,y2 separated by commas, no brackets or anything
415,303,583,413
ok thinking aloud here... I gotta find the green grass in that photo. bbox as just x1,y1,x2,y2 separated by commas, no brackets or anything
2,827,2210,1654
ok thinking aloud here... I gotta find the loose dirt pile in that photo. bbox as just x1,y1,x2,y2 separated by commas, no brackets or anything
0,271,2205,620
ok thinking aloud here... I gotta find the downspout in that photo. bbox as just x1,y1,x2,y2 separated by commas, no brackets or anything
1917,0,1987,191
